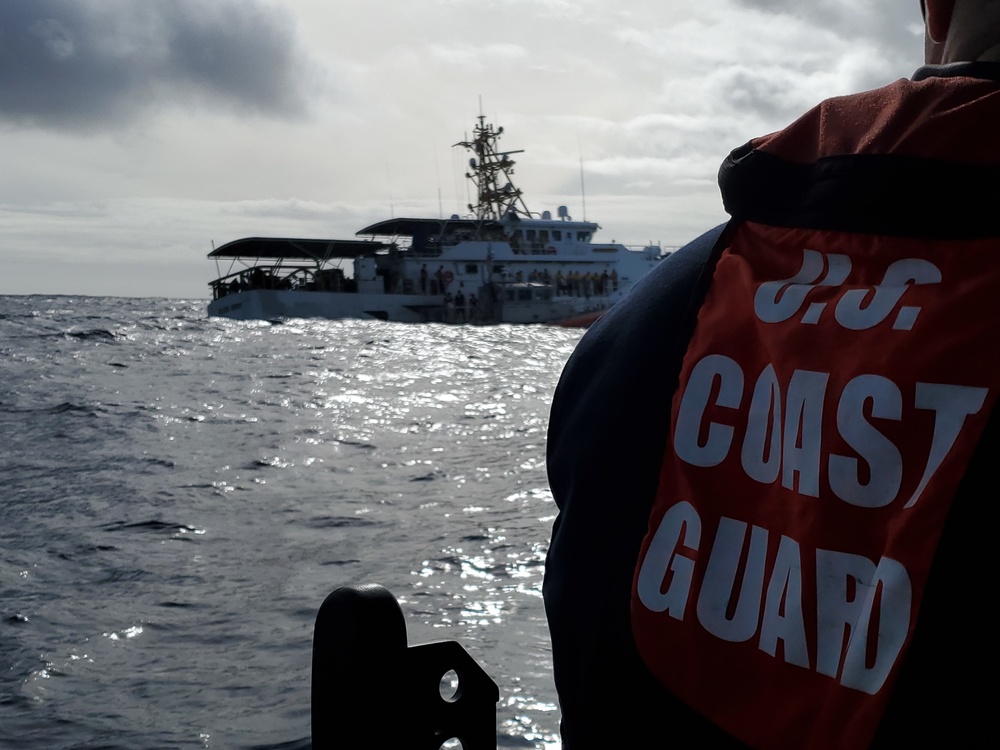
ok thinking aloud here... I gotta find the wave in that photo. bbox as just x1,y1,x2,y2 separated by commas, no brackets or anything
101,519,203,536
63,328,118,341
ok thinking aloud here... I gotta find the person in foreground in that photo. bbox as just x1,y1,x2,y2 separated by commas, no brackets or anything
544,2,1000,748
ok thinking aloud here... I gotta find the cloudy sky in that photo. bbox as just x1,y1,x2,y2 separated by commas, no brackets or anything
0,1,925,299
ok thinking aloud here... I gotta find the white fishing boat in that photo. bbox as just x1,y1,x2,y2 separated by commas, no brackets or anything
207,117,670,325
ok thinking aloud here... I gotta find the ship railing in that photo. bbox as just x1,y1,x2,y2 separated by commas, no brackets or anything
622,243,677,258
209,263,354,300
509,241,559,255
406,246,445,258
210,264,294,299
489,275,619,298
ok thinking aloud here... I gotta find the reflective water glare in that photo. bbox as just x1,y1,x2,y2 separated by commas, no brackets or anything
0,296,581,749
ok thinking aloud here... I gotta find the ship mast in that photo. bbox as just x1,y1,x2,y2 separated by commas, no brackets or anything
454,116,531,221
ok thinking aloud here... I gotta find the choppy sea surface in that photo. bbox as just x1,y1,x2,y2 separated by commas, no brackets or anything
0,295,583,749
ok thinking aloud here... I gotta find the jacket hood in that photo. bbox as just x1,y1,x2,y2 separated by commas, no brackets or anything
719,67,1000,239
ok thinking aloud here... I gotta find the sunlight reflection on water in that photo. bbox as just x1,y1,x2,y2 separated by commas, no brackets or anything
1,298,583,749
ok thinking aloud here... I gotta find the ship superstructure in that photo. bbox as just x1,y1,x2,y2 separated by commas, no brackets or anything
207,117,669,325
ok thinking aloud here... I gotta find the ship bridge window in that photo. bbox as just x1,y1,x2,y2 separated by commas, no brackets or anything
464,264,478,274
553,230,562,241
577,231,591,242
526,230,537,241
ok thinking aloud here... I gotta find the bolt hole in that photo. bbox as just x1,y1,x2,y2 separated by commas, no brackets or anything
439,668,461,703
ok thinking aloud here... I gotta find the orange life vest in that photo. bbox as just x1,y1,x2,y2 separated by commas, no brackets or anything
631,73,1000,750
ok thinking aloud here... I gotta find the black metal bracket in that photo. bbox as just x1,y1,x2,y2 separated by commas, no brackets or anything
311,584,500,749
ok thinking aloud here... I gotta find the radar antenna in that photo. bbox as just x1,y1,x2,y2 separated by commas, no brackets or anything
454,116,531,221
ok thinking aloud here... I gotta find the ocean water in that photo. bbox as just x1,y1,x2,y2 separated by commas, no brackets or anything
0,295,582,749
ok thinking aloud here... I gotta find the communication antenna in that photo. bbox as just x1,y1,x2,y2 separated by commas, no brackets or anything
463,131,472,211
385,161,394,218
454,113,529,220
434,146,444,218
577,126,587,221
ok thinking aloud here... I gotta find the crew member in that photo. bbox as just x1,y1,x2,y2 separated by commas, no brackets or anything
544,2,1000,748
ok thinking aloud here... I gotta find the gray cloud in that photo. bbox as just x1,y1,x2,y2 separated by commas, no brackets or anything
731,1,922,66
0,0,318,130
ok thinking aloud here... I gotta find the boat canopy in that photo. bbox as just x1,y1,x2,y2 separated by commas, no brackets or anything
208,237,391,261
356,217,500,237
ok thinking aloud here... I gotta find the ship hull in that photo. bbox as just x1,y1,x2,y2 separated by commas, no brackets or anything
207,289,444,323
